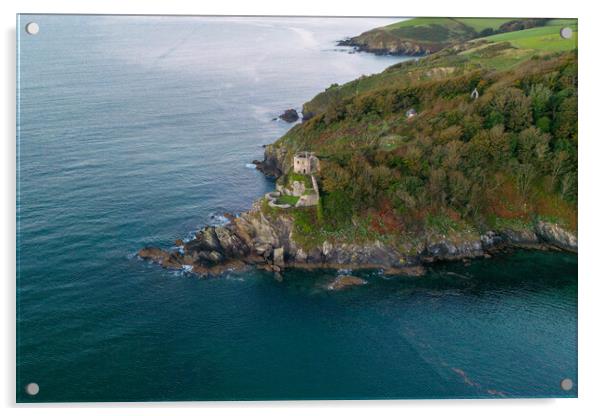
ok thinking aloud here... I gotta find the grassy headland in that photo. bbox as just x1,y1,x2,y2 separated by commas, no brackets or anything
340,17,573,57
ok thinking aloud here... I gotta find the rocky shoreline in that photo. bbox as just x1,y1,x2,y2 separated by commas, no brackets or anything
337,37,433,57
138,207,577,279
139,146,577,279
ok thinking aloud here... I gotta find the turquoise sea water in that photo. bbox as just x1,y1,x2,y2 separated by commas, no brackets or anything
17,15,577,402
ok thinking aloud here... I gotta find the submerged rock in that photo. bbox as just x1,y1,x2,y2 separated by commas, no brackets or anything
383,265,426,277
328,275,367,290
138,247,170,264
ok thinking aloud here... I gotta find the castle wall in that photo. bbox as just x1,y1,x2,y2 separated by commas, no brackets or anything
293,153,319,174
293,157,312,174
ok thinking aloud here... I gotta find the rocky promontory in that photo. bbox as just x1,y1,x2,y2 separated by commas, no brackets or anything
252,144,288,178
338,35,436,56
138,164,577,278
138,202,577,278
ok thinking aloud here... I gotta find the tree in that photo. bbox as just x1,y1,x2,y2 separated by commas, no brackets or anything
428,168,448,206
441,140,463,171
550,150,569,188
479,27,495,37
560,172,577,203
322,161,350,193
529,83,552,120
490,87,532,131
448,170,471,214
516,126,550,165
553,95,578,142
467,124,510,167
514,162,536,208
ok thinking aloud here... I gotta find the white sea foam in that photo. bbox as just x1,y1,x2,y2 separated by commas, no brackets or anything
208,212,230,226
245,163,257,169
226,274,245,282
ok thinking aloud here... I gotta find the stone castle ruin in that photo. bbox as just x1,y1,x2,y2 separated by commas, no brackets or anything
293,151,320,175
266,152,321,209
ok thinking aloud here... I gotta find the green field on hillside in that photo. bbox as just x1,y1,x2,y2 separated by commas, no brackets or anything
453,18,516,31
383,17,461,30
379,17,475,44
455,19,578,70
483,21,577,51
383,17,514,32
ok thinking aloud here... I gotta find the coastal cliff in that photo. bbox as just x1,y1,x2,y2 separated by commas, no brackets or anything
252,144,288,177
138,187,577,278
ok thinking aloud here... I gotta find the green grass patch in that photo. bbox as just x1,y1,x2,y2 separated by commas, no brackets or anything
382,17,513,34
292,208,326,249
454,18,515,32
486,215,531,231
383,17,462,31
276,195,300,206
483,22,577,52
535,214,565,227
425,214,463,234
461,42,536,70
285,172,312,188
260,198,279,218
379,134,404,151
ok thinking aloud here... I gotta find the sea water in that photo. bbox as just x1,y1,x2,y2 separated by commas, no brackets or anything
17,15,577,401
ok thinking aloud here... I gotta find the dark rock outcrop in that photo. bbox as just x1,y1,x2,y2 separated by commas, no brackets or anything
498,228,540,247
278,109,299,123
338,36,435,56
301,110,315,122
423,239,484,261
252,144,287,178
